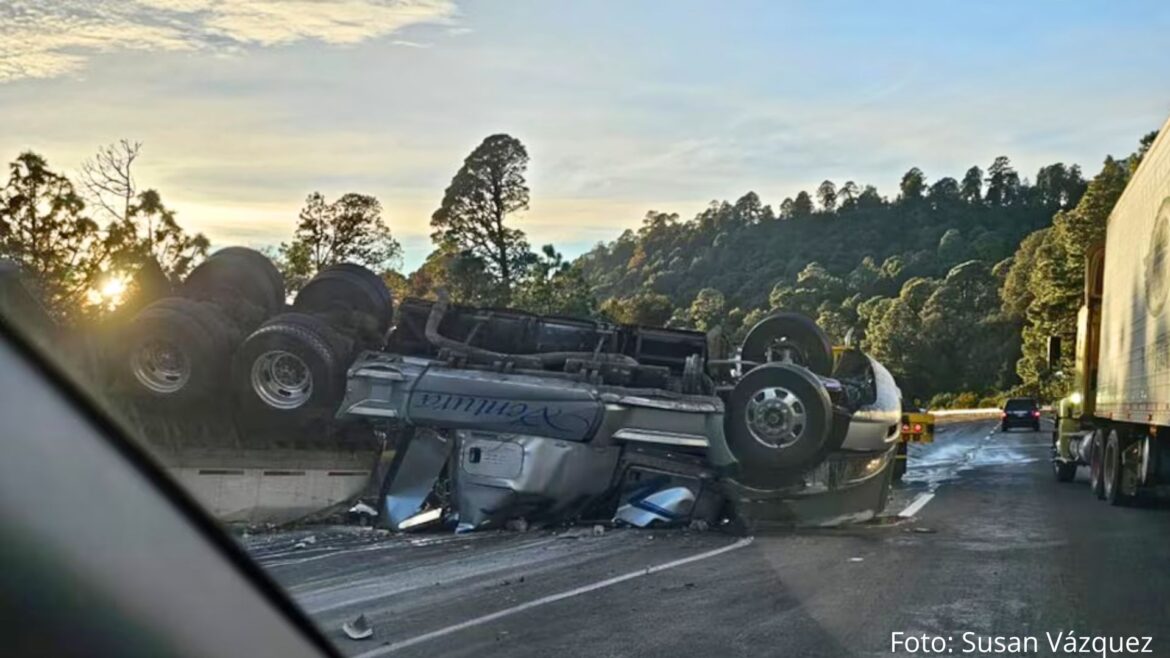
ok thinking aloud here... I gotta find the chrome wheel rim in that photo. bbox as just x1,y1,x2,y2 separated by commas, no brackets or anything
251,350,313,410
744,386,806,448
130,339,190,394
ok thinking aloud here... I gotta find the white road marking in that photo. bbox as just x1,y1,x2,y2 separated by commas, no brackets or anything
898,492,936,518
351,536,756,657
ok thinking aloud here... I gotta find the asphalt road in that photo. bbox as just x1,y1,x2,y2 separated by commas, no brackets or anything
245,419,1170,657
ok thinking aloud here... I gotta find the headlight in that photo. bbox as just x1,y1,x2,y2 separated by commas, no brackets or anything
1069,392,1083,405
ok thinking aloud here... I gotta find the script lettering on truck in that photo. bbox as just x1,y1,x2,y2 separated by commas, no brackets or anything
409,391,599,440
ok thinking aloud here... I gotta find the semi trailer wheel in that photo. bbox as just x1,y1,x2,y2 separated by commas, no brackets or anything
293,263,394,336
1089,429,1105,499
234,312,352,424
739,313,834,376
1103,430,1131,506
724,363,834,479
182,247,285,316
124,298,235,401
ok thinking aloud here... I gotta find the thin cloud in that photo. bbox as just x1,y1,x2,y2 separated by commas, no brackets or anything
0,0,456,82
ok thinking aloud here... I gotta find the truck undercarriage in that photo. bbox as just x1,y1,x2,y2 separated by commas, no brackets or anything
340,291,902,531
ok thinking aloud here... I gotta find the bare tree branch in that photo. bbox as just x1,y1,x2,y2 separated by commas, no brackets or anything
79,139,141,223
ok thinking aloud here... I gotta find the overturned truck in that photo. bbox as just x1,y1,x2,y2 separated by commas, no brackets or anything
336,292,903,530
5,246,902,529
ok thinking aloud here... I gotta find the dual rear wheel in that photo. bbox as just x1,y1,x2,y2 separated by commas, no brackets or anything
1089,428,1138,506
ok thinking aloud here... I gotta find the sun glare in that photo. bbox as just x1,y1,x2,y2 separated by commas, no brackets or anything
88,274,130,309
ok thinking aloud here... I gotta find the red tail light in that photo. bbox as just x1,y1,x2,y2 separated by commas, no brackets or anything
1001,412,1007,419
901,424,910,432
913,423,923,433
1031,410,1040,418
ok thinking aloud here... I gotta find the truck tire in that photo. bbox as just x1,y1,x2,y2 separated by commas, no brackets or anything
1103,430,1131,506
724,363,834,479
124,298,233,401
182,247,284,316
234,312,352,425
740,313,834,376
293,263,393,336
1089,429,1105,499
1052,460,1077,482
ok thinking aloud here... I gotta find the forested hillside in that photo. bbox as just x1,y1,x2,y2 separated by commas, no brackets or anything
2,131,1156,407
577,141,1154,405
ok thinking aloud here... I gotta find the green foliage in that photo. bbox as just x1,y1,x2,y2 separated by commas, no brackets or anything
816,180,837,211
577,154,1092,399
511,244,596,317
431,134,532,304
105,189,209,284
0,152,101,323
1002,141,1144,399
405,242,495,303
278,191,402,293
599,292,674,326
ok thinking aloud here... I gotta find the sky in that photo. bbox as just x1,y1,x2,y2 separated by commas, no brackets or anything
2,1,1169,272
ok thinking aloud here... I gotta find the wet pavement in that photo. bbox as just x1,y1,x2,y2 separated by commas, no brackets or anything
245,419,1170,657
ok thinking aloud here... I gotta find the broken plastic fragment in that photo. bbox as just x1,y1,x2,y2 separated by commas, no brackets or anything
348,501,378,517
614,486,695,528
848,557,864,562
398,507,442,531
342,614,373,640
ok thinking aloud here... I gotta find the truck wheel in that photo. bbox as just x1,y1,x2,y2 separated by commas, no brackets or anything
739,313,834,376
724,363,833,479
125,299,230,401
1103,430,1131,506
293,263,394,336
1052,460,1077,482
234,312,351,425
1089,429,1105,499
182,247,284,316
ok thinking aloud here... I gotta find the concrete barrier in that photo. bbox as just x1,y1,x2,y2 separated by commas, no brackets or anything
158,446,382,525
929,408,1003,425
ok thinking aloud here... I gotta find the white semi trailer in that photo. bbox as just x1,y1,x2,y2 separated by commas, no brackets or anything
1053,115,1170,504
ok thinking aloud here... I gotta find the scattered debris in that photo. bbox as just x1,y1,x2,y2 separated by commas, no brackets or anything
688,519,710,532
505,518,530,532
591,524,606,536
342,614,373,640
910,526,937,534
398,507,443,532
348,501,379,517
614,486,696,528
293,535,317,550
848,557,864,562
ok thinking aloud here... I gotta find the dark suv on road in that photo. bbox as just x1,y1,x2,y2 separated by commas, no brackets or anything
1001,397,1041,432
